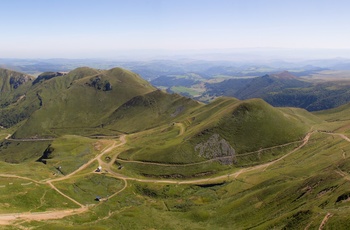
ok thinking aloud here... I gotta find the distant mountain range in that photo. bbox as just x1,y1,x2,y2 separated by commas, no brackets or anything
1,57,350,77
205,71,350,111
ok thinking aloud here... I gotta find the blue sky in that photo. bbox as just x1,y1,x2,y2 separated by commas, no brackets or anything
1,0,349,58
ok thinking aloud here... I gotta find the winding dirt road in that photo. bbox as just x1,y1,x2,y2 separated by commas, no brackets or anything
0,135,126,225
0,130,344,226
4,133,54,142
0,208,88,225
103,132,313,186
116,139,302,168
175,122,185,136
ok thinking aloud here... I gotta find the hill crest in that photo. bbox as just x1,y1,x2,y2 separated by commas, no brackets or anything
271,70,298,80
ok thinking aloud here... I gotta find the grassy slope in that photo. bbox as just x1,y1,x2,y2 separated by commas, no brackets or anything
3,69,350,228
12,67,156,138
53,174,124,205
312,102,350,135
0,177,78,214
42,135,100,175
212,98,308,153
15,132,350,229
0,139,51,163
314,102,350,122
0,68,36,127
117,97,309,178
104,90,201,133
0,68,34,102
0,67,101,130
0,101,350,229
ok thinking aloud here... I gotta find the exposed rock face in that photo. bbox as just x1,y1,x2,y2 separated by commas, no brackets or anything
195,134,236,165
171,105,184,117
36,144,54,164
87,76,112,91
9,74,32,89
32,72,66,85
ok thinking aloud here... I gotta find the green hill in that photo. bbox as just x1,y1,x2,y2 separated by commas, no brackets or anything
313,102,350,122
235,73,311,99
2,67,350,229
0,67,102,128
211,98,307,152
0,68,36,127
205,71,350,111
0,68,33,95
0,67,309,168
104,89,201,133
206,72,311,100
119,97,309,174
12,67,156,138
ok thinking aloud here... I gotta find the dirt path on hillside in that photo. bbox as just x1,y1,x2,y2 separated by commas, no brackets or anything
104,132,313,185
4,132,55,142
116,156,234,167
115,139,302,167
4,131,308,189
319,212,333,230
0,131,318,225
322,132,350,184
5,134,54,142
325,132,350,143
261,132,313,170
0,174,42,184
49,138,122,183
6,138,54,142
100,135,126,169
47,181,84,207
0,135,127,225
0,207,88,225
43,136,127,208
336,133,350,143
185,131,312,185
334,169,350,181
175,123,185,136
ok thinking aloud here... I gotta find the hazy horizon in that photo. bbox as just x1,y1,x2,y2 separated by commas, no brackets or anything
2,48,350,63
1,0,350,59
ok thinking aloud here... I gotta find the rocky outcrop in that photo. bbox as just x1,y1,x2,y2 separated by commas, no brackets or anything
87,76,112,91
32,72,66,85
195,134,236,165
36,144,54,164
9,74,32,89
171,105,184,117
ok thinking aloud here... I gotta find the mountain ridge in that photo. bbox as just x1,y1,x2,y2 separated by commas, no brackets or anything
1,66,350,229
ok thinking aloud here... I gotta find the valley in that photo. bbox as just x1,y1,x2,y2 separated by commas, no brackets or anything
0,67,350,229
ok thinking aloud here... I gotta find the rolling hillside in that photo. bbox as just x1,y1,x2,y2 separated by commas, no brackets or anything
1,67,350,229
205,71,350,111
235,72,311,99
12,67,156,138
1,67,309,168
0,68,36,127
104,89,202,133
116,96,309,179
